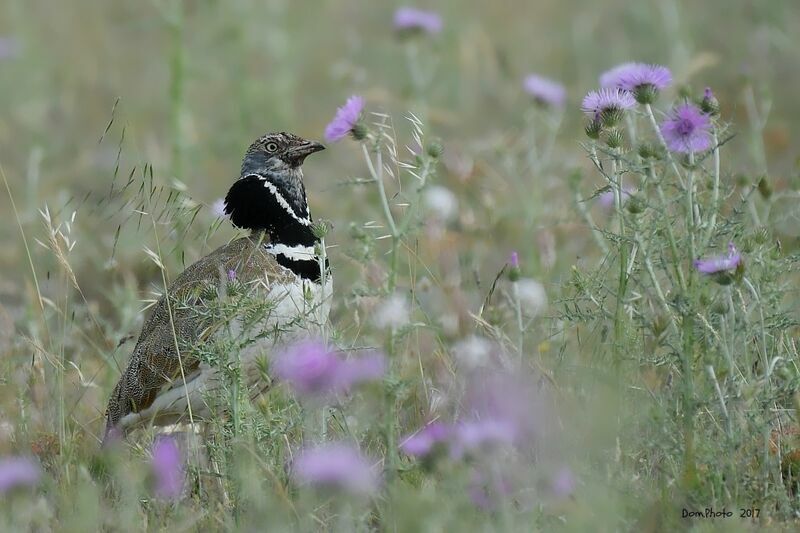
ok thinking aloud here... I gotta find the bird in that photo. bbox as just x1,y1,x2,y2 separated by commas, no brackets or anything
103,132,330,444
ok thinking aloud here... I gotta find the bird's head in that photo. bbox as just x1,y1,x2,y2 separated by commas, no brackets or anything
225,132,325,243
240,132,325,176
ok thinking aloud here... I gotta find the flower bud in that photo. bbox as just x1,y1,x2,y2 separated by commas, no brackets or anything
757,176,772,199
584,119,602,140
426,139,444,158
605,129,624,149
351,122,368,141
700,87,720,116
633,84,658,105
625,194,645,214
600,108,624,128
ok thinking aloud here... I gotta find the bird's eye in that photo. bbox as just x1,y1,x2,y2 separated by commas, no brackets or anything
265,142,279,153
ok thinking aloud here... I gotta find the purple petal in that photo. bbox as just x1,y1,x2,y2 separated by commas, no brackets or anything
0,457,41,493
324,96,364,143
522,74,566,108
617,63,672,91
292,442,380,494
581,88,636,117
693,242,742,274
660,103,712,153
551,466,576,498
399,421,450,457
151,436,185,500
393,7,443,34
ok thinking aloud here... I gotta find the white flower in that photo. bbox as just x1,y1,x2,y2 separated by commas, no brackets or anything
373,293,410,330
211,198,227,218
423,185,458,221
515,278,548,318
453,335,494,368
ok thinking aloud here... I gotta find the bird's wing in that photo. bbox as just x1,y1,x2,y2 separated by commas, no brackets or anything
104,234,295,434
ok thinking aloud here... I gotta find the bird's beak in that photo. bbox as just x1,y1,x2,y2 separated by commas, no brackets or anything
287,140,325,165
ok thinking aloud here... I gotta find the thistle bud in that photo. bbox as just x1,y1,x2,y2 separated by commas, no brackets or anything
351,122,368,141
312,220,332,239
426,139,444,158
600,108,624,129
757,176,772,199
633,84,658,105
625,194,645,214
700,87,720,116
606,129,624,149
584,119,602,140
508,251,521,282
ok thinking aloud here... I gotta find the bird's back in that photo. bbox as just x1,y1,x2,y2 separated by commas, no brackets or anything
104,233,313,437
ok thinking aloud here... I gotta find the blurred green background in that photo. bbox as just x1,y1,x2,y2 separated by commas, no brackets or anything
1,1,800,527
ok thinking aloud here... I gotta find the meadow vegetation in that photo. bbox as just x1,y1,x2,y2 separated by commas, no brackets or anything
1,1,800,531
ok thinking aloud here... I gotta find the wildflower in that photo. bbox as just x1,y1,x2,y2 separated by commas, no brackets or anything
393,7,443,35
515,278,548,318
660,103,712,153
373,293,410,330
550,466,576,498
453,335,495,368
151,436,185,500
272,340,385,398
324,96,365,143
211,198,227,218
597,185,634,209
599,62,637,89
467,469,514,510
693,242,742,275
508,251,521,282
227,269,236,281
581,89,635,128
461,368,545,450
423,185,458,221
0,456,41,493
607,63,672,103
451,419,517,458
0,37,20,60
522,74,566,108
292,442,380,494
700,87,720,115
400,421,450,458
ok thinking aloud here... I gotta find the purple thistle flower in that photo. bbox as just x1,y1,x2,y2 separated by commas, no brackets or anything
399,421,450,458
581,89,635,120
0,456,41,493
151,436,185,500
660,103,712,153
227,269,236,281
604,63,672,92
451,419,517,458
551,466,576,498
522,74,566,108
450,368,546,459
0,37,21,60
273,340,341,396
272,340,385,398
292,442,380,494
599,62,637,89
597,185,634,209
509,251,519,269
393,7,443,35
467,469,514,511
704,87,714,100
693,242,742,274
324,96,364,143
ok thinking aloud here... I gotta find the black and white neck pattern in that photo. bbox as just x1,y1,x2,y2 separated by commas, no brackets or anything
263,242,330,283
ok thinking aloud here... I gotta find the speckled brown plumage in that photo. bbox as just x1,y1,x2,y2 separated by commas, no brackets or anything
104,232,295,438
